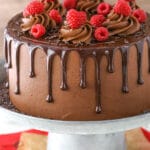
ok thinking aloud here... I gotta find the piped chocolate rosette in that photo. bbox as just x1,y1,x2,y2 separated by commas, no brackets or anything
102,10,141,36
20,0,147,42
88,0,147,42
21,13,56,32
76,0,103,15
60,9,92,44
129,0,139,10
21,0,63,38
40,0,66,16
60,0,147,44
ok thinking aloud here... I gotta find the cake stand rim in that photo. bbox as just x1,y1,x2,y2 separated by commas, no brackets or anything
0,106,149,134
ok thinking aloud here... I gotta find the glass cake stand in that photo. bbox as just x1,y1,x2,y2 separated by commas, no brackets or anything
0,58,150,150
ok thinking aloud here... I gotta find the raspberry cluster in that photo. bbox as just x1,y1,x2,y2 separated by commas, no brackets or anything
22,0,147,41
90,0,147,41
31,24,46,38
133,9,147,23
23,1,44,17
23,0,63,38
63,0,77,10
66,9,87,29
114,0,131,16
49,9,62,24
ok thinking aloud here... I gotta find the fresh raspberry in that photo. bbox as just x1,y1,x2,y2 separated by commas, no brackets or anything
63,0,77,10
90,15,105,28
66,9,87,29
94,27,109,41
23,1,44,17
97,2,112,16
114,0,131,16
133,9,147,23
49,9,62,24
31,24,46,38
141,128,150,142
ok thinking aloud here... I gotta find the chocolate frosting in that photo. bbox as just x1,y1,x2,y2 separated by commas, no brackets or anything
4,13,150,113
103,11,141,36
60,23,92,44
129,1,139,10
43,0,66,16
21,13,56,32
76,0,103,15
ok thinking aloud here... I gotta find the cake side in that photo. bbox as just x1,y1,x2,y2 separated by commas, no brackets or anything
4,0,150,120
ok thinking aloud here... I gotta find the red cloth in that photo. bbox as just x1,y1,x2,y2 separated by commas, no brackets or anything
0,129,48,150
141,127,150,142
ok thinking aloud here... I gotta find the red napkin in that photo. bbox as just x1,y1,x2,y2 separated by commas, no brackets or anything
0,129,48,150
141,127,150,142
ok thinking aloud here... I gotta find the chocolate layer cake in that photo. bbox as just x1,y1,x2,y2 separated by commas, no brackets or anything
4,0,150,120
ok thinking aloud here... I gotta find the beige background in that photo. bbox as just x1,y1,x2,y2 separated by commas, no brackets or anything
0,0,149,58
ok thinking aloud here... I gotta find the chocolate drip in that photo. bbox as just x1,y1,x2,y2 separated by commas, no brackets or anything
80,55,87,89
4,38,8,66
29,47,36,77
4,37,12,69
14,41,22,94
147,36,150,72
105,50,115,73
5,12,150,114
136,40,144,84
4,36,149,113
93,51,102,113
120,46,129,93
46,49,55,103
60,51,68,90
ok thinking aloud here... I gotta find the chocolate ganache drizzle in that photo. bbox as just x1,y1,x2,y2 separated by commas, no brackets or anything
4,0,150,113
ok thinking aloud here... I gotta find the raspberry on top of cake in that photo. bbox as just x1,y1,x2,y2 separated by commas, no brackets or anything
20,0,147,44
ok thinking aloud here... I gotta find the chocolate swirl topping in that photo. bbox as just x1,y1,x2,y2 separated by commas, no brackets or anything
60,23,92,44
21,13,56,32
129,1,139,10
103,11,141,36
76,0,103,15
43,0,66,16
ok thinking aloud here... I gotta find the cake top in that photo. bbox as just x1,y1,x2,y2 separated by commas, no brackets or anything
19,0,147,45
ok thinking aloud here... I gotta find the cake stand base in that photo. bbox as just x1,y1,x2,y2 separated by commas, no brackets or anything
47,132,126,150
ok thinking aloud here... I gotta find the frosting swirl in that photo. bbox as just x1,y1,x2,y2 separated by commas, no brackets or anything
129,1,139,10
60,23,92,44
103,11,140,36
21,13,56,32
76,0,103,15
44,0,66,16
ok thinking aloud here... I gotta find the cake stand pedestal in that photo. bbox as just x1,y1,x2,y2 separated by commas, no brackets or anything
0,59,150,150
0,107,150,150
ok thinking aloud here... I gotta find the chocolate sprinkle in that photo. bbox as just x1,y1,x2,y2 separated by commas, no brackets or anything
0,81,19,112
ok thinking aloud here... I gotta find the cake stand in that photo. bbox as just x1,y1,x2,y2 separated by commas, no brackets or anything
0,58,150,150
